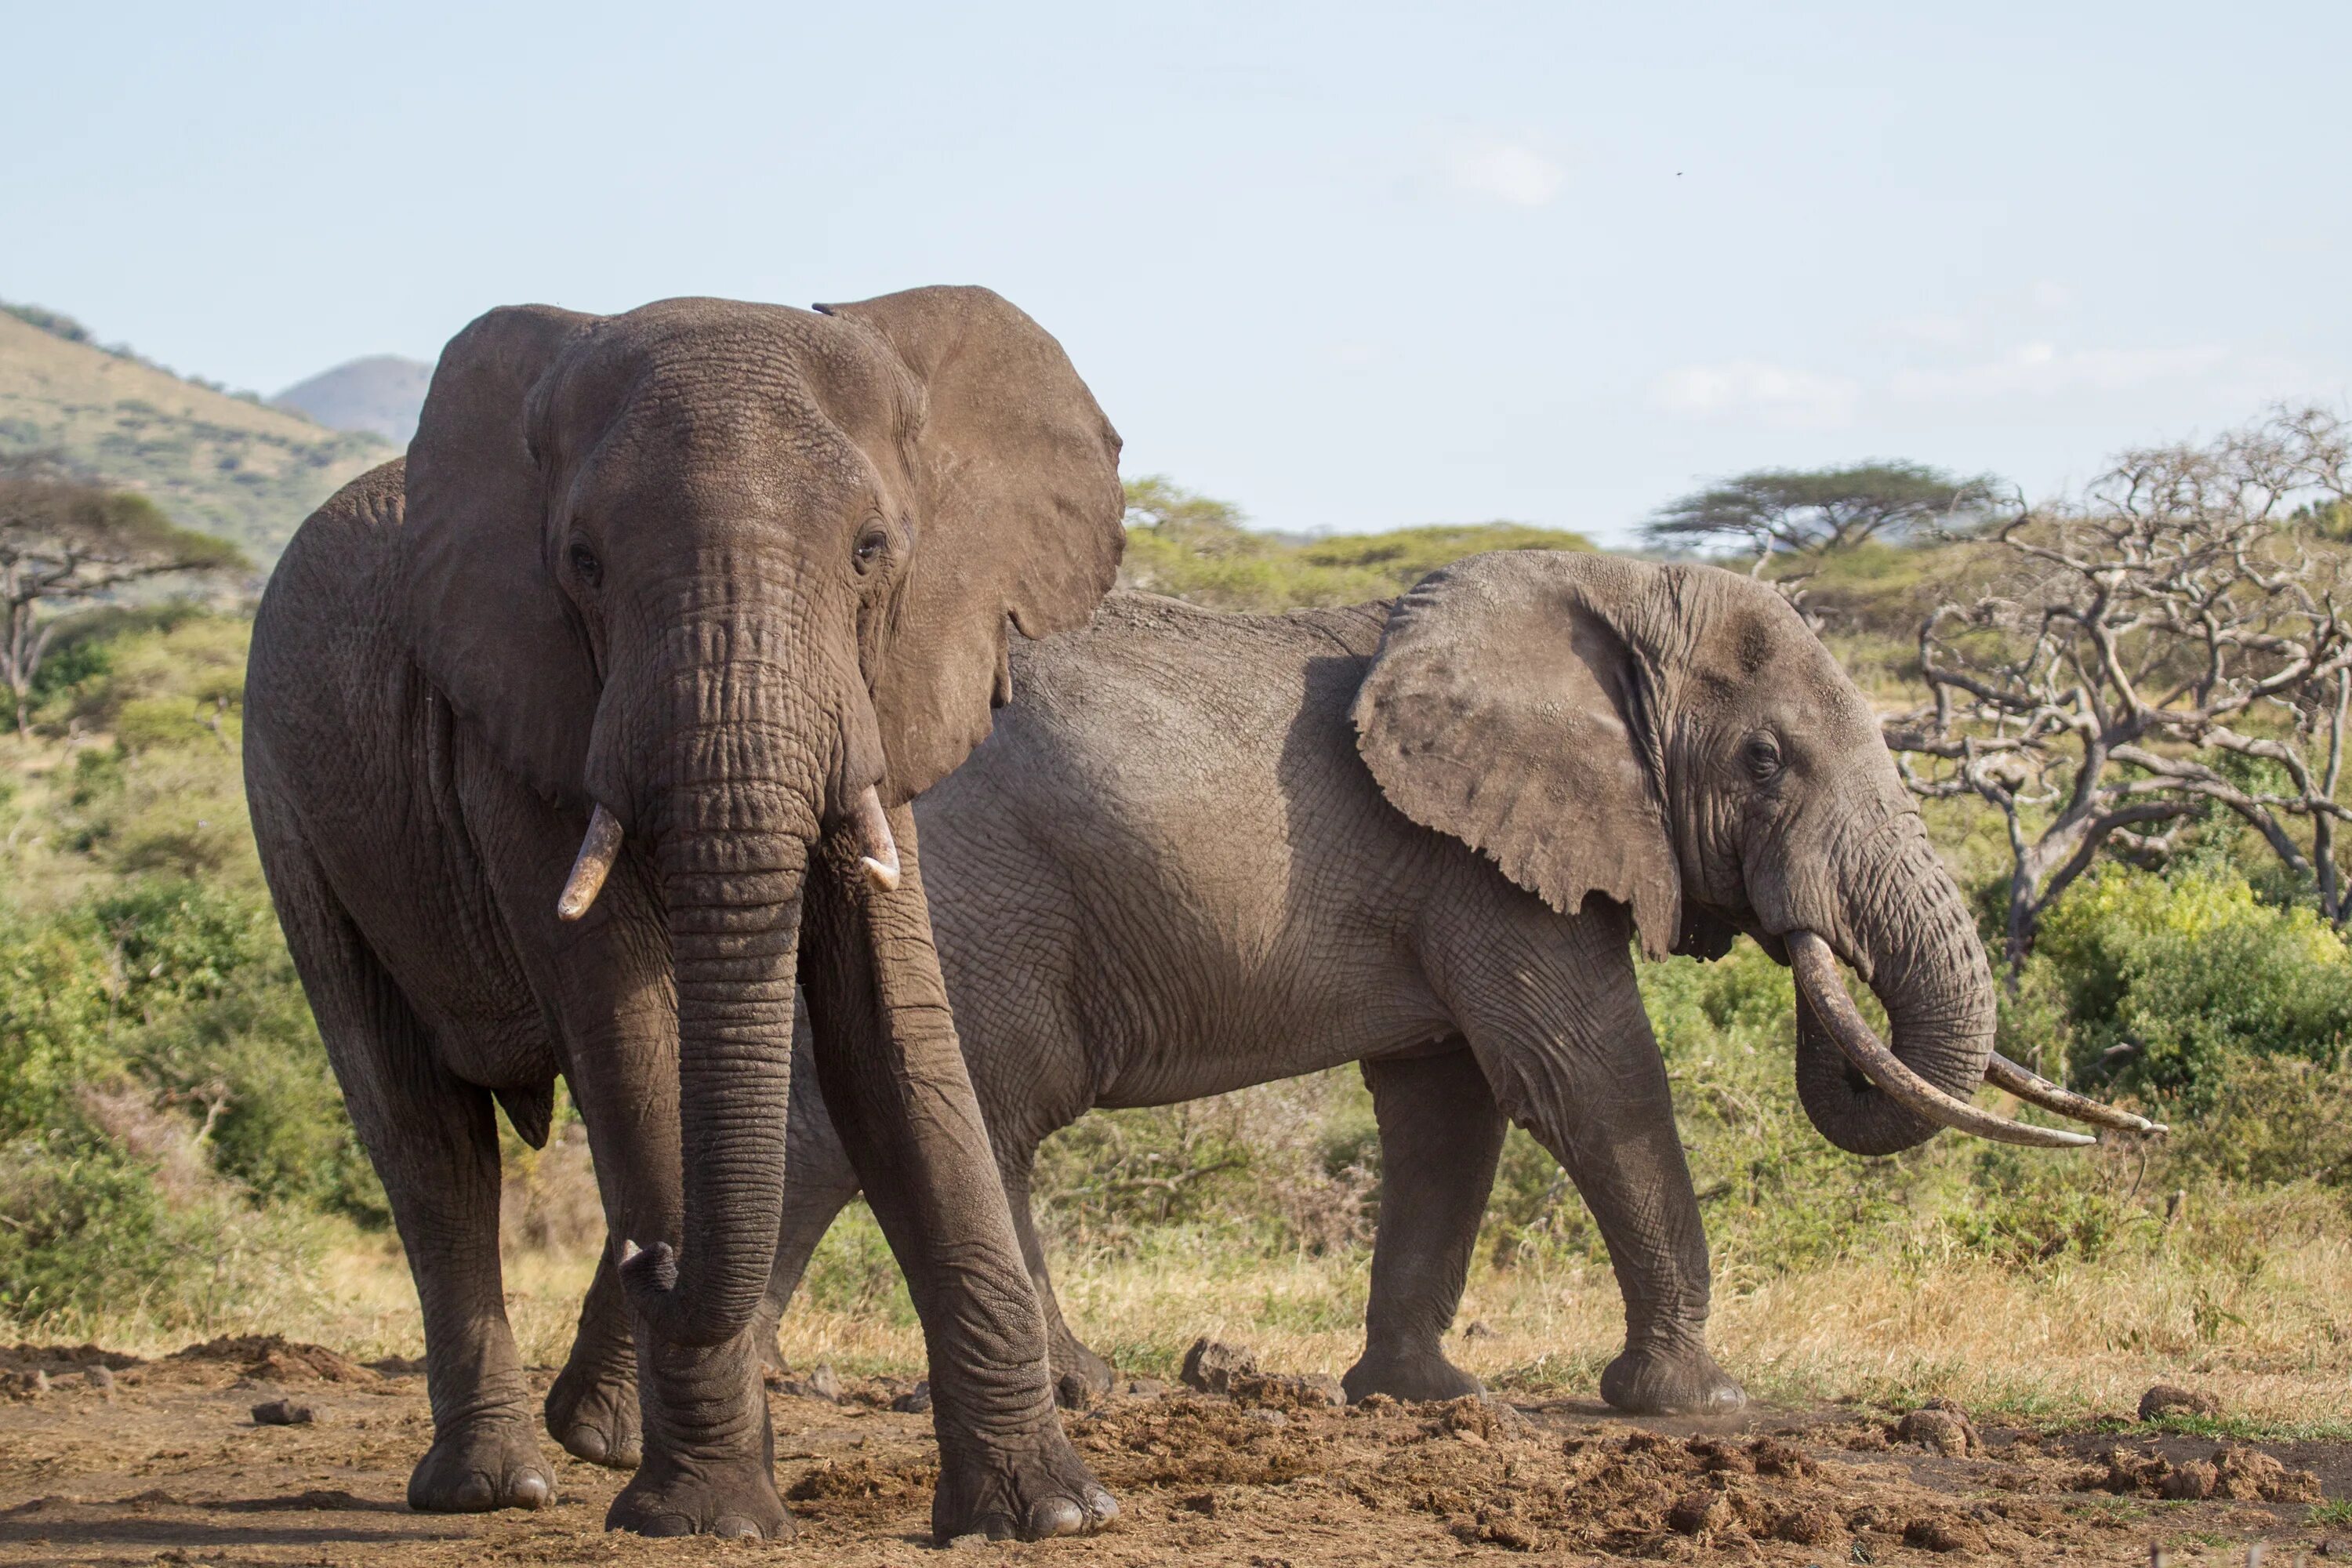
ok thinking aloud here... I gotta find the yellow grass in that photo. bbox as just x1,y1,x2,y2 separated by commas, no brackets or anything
53,1202,2344,1436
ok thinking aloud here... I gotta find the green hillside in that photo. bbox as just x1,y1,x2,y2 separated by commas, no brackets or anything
0,310,391,564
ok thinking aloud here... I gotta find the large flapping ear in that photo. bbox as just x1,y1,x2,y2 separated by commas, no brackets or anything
814,286,1123,802
1353,550,1685,960
401,304,601,804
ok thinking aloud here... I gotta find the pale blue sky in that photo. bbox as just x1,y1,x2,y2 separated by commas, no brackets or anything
5,2,2345,543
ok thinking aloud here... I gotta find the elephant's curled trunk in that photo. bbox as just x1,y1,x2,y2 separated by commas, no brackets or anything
1791,815,2003,1156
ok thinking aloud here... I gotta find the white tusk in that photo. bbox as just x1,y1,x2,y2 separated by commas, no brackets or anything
556,805,624,922
851,786,902,892
620,1237,642,1264
1787,931,2095,1149
1984,1052,2169,1135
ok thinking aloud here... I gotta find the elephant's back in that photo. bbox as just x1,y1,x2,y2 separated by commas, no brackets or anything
918,590,1454,1109
247,459,410,768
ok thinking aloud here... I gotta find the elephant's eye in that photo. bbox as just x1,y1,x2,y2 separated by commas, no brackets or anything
1743,732,1784,783
852,526,889,575
568,541,603,589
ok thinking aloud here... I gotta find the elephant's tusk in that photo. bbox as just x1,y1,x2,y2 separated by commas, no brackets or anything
1786,931,2095,1149
851,786,902,893
1984,1052,2169,1135
557,805,624,922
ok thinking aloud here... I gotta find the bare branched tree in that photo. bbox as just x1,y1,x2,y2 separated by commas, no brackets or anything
1886,408,2352,971
0,454,249,735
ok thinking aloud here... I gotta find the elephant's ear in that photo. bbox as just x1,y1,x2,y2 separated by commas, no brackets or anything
815,286,1123,802
1353,550,1684,960
401,303,601,804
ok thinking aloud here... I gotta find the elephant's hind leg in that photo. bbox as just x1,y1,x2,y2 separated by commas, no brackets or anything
546,1251,641,1469
1000,1152,1114,1409
261,833,556,1512
1343,1044,1503,1404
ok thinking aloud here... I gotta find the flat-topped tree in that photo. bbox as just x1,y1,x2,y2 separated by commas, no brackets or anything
0,454,249,735
1643,460,2004,566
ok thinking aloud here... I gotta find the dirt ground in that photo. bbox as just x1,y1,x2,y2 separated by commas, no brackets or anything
0,1338,2339,1567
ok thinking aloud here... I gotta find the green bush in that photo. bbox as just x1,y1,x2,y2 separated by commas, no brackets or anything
0,1121,320,1329
2036,867,2352,1105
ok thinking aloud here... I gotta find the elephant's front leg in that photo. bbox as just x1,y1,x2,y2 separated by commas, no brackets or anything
798,807,1115,1544
562,1014,791,1539
1437,907,1747,1416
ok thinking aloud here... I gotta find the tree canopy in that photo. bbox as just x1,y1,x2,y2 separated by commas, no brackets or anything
1643,460,2005,561
1,456,250,733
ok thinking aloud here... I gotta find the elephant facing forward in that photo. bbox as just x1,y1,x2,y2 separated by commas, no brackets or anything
245,288,1129,1542
548,552,2144,1461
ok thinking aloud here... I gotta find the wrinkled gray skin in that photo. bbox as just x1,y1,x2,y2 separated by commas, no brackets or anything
242,288,1129,1543
549,553,1996,1450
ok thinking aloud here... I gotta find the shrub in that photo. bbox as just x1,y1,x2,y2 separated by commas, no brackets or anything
2036,867,2352,1105
0,1116,321,1330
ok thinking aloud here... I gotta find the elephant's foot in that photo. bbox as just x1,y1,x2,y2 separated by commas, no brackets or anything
407,1412,557,1513
545,1355,641,1471
1599,1337,1746,1416
1342,1344,1485,1405
1051,1336,1116,1410
606,1451,795,1541
933,1429,1117,1543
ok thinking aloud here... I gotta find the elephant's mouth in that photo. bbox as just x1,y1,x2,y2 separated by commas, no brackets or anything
1784,930,2165,1145
553,785,901,924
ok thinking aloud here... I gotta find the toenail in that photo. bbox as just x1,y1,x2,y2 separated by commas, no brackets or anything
1028,1496,1086,1537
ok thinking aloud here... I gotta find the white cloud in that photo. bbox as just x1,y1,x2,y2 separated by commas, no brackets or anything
1448,138,1566,208
1888,342,2240,402
1650,359,1859,430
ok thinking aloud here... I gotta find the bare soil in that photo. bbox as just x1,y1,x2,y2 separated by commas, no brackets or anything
0,1338,2339,1566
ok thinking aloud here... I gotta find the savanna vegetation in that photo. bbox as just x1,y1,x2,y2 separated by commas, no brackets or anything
0,304,389,562
0,423,2345,1437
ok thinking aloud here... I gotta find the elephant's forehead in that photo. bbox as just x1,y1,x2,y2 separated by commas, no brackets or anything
546,313,912,514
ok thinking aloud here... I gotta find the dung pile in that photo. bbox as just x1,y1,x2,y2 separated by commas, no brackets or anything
1360,1418,2031,1557
165,1334,377,1385
1076,1392,1323,1488
2092,1443,2324,1503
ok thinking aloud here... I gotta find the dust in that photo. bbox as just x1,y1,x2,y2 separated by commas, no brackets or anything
0,1350,2335,1566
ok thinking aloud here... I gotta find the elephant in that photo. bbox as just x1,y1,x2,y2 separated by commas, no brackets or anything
547,552,2148,1453
242,287,1132,1542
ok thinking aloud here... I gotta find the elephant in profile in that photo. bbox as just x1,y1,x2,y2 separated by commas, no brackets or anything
243,288,1130,1542
550,553,2140,1448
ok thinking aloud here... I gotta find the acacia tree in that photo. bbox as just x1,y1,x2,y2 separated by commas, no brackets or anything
1884,408,2352,970
0,456,249,735
1644,460,2004,567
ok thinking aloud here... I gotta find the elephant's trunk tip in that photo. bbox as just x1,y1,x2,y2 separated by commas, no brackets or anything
1786,931,2098,1149
851,786,902,892
557,804,624,921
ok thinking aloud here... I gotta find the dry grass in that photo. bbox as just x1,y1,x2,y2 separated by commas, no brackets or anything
19,1188,2346,1438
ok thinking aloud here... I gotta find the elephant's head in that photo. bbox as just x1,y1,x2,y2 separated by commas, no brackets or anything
1354,551,2140,1157
401,288,1122,1341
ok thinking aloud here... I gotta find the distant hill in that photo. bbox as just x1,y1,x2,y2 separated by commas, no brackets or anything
273,355,433,445
0,307,392,564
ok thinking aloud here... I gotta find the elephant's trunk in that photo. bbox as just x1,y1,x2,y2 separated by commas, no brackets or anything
1791,813,1999,1156
643,808,808,1345
604,618,829,1348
